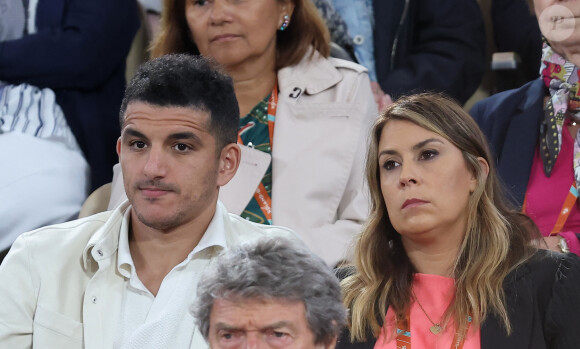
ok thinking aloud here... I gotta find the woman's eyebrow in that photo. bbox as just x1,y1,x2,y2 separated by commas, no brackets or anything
412,138,444,150
378,138,444,158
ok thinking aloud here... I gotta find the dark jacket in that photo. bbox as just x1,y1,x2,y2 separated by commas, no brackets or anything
0,0,140,190
470,78,545,208
337,250,580,348
471,79,580,245
373,0,486,104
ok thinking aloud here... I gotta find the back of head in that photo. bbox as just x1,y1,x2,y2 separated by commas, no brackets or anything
120,54,239,150
193,237,346,346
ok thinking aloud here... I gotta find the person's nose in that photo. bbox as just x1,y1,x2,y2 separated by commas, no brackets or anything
398,162,419,188
142,146,167,179
210,0,233,25
243,332,267,349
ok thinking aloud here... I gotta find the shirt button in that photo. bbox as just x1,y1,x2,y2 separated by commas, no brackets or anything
91,296,97,304
353,35,365,45
97,250,103,257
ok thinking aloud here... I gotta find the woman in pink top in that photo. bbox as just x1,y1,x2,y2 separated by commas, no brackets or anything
338,93,580,349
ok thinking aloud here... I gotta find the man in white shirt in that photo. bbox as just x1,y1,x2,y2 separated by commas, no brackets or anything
0,54,300,349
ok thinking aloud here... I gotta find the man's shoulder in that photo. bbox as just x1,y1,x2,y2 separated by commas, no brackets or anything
15,211,116,254
225,213,302,242
471,79,543,120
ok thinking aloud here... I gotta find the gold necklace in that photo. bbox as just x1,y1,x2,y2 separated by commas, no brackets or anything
412,289,443,335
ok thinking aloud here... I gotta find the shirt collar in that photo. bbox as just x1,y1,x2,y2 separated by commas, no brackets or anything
82,201,131,269
114,201,228,276
117,208,133,278
188,200,227,258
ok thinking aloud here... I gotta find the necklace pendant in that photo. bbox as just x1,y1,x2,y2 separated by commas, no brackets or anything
430,324,442,334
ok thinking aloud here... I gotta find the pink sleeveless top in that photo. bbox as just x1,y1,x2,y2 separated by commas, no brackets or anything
374,274,480,349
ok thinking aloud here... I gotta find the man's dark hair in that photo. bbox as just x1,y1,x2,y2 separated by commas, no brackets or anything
119,54,239,151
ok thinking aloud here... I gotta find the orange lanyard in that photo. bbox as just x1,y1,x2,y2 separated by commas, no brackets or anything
236,84,278,224
550,183,579,235
395,313,472,349
237,84,277,146
522,182,578,235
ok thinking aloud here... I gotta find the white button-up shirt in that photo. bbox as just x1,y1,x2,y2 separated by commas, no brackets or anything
114,207,227,349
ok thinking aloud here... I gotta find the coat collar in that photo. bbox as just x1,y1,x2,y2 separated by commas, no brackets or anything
277,48,343,96
517,78,546,113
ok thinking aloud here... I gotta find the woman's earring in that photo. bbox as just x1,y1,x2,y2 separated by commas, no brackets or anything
279,14,290,31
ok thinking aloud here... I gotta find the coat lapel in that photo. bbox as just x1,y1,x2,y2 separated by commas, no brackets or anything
497,79,545,207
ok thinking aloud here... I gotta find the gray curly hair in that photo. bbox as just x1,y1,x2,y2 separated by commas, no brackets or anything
191,237,346,346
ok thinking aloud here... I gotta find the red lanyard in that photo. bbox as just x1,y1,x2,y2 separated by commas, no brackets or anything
395,313,472,349
236,84,278,224
522,182,578,235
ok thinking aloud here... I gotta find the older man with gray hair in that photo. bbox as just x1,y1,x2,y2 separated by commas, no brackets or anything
192,237,346,349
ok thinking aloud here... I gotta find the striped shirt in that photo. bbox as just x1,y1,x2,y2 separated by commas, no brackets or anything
0,0,79,151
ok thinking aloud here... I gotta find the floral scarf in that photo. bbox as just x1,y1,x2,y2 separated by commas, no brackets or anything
539,42,580,188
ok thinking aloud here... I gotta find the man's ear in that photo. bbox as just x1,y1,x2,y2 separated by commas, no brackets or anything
217,143,241,187
116,137,122,158
316,335,338,349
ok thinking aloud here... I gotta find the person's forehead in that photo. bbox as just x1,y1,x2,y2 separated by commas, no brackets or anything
210,297,308,329
122,101,211,131
380,120,446,147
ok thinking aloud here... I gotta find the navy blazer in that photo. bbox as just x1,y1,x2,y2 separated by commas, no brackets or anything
470,78,546,208
373,0,486,104
0,0,139,189
336,250,580,349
